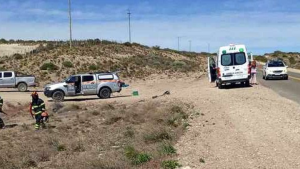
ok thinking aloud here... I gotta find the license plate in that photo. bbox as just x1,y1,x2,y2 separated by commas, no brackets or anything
275,74,281,76
235,75,244,78
223,77,232,80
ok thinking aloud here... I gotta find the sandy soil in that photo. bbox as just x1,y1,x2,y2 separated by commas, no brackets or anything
1,74,300,168
0,44,39,57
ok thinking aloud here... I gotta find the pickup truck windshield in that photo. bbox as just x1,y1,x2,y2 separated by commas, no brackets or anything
268,61,285,67
221,52,246,66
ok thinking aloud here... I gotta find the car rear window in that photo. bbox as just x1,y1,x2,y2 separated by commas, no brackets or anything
4,72,12,78
221,52,246,66
82,76,94,82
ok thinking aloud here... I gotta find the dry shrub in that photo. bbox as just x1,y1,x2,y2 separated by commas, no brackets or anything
0,100,194,168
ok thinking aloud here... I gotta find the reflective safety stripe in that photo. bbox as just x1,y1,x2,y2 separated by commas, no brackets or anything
35,124,40,129
40,103,45,106
35,111,42,115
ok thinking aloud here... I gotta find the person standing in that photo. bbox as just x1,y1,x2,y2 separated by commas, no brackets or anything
250,60,258,85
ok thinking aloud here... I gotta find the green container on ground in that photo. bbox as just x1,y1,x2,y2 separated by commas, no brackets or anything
132,91,139,96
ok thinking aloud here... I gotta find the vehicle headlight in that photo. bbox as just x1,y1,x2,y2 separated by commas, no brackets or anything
45,87,51,91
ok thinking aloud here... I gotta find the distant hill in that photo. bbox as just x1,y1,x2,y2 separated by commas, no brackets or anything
0,40,207,85
255,51,300,68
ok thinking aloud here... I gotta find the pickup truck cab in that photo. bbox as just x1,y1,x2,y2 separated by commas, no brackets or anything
208,44,251,89
0,71,37,91
44,72,125,102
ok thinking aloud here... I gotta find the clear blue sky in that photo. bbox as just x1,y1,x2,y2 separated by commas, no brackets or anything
1,0,300,54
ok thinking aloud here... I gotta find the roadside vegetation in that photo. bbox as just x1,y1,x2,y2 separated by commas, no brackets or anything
256,51,300,68
0,40,206,85
0,100,195,169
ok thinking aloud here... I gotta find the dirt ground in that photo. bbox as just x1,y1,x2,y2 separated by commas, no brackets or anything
1,74,300,168
0,44,38,57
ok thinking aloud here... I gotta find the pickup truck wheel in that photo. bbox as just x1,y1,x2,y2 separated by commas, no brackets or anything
18,83,27,92
52,91,64,102
98,88,111,99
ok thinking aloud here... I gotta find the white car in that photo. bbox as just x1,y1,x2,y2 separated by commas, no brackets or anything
263,60,288,80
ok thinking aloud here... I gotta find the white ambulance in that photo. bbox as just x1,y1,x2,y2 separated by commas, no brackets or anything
208,44,252,89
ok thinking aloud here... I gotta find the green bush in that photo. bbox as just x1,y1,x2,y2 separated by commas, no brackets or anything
40,62,59,70
153,46,161,50
88,64,98,70
124,146,151,165
254,56,267,63
144,130,172,143
161,160,182,169
123,42,132,47
57,144,66,151
159,143,177,155
62,61,73,68
14,53,23,60
289,57,296,65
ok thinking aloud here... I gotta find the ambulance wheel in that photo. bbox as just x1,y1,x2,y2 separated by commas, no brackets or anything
245,80,250,87
218,82,223,89
98,88,111,99
52,90,65,102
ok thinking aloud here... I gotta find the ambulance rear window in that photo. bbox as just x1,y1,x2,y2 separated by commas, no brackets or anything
221,52,246,66
221,54,232,66
235,53,246,65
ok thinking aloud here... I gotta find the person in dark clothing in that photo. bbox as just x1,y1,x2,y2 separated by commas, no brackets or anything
210,63,217,81
30,92,47,130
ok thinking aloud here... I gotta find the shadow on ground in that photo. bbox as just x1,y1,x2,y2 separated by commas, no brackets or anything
48,95,132,102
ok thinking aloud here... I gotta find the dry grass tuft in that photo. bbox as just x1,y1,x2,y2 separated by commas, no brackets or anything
0,100,194,168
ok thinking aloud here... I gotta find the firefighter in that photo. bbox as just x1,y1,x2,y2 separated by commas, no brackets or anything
30,92,47,130
0,96,7,129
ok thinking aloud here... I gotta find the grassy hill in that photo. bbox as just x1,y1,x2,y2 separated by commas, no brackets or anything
255,51,300,68
0,40,206,85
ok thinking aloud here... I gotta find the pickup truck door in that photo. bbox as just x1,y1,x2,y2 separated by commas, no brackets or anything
82,75,97,95
2,72,15,87
65,76,76,96
0,72,3,86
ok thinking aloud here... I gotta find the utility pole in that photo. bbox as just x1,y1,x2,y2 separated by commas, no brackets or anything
127,10,132,43
68,0,73,49
189,40,192,52
208,43,210,53
177,37,181,51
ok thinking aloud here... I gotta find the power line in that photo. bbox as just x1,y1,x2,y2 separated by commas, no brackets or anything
127,10,132,43
68,0,73,49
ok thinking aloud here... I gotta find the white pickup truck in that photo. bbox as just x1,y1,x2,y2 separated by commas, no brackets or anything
0,71,37,92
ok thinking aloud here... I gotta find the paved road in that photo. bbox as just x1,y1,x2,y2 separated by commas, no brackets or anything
257,70,300,104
